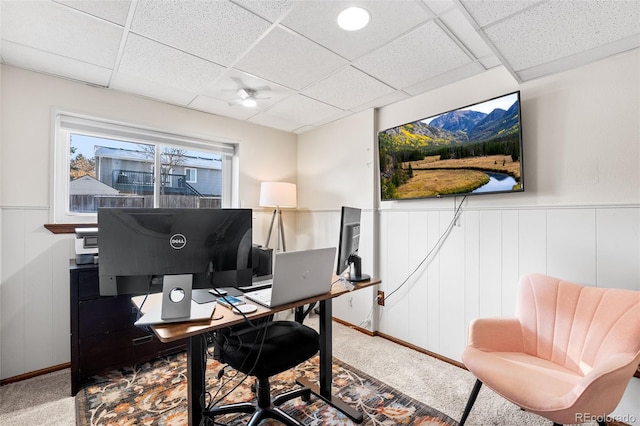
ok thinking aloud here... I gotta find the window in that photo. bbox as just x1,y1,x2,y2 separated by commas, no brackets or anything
185,167,197,183
53,112,237,223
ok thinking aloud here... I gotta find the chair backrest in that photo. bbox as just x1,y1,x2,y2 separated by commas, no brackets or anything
515,273,640,375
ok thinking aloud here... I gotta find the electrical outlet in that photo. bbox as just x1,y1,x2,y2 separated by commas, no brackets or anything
377,290,385,306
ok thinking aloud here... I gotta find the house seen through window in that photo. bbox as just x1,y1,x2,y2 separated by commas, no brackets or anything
68,134,223,213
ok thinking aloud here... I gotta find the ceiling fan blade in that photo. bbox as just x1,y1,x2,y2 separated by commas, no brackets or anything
229,76,246,87
228,99,243,107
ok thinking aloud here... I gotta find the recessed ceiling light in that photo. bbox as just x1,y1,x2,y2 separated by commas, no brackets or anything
337,7,370,31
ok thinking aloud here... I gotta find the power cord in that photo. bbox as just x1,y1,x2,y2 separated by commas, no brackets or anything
384,196,467,304
206,321,270,411
134,276,154,334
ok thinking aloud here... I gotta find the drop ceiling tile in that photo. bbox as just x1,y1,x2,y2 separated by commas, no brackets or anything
54,0,131,26
1,0,122,68
302,66,395,111
1,40,113,86
483,1,640,72
310,109,354,128
130,0,271,66
403,61,485,96
233,0,296,23
479,54,502,69
235,26,348,90
460,0,542,27
201,68,294,108
110,71,197,106
248,113,303,133
281,1,432,61
189,95,259,121
349,90,410,113
118,33,225,93
516,34,640,82
353,21,472,90
254,94,343,129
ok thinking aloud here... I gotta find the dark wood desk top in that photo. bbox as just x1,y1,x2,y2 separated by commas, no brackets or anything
133,277,380,343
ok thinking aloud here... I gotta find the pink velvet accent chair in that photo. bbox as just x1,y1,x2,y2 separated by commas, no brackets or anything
459,273,640,426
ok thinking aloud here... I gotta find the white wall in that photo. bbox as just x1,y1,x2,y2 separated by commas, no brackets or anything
297,110,379,329
297,48,640,422
0,65,297,380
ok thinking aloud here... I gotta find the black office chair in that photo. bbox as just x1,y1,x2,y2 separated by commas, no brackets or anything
206,320,319,426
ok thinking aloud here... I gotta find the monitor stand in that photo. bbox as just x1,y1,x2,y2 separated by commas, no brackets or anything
347,255,370,282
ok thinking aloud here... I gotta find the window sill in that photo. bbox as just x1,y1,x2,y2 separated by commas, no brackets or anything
44,223,97,234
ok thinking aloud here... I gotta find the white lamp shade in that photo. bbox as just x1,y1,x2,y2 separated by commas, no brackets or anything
259,182,297,208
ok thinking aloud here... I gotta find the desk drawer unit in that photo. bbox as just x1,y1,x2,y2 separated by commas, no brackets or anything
70,261,186,395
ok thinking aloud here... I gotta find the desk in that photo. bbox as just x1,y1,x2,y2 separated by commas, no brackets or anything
134,277,380,425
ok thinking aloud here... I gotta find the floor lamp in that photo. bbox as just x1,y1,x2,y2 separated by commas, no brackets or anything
260,182,297,252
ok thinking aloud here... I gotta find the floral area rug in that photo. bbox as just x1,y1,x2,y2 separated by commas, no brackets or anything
76,351,457,425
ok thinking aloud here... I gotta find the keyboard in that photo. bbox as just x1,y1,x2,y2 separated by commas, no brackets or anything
244,288,272,307
239,278,273,292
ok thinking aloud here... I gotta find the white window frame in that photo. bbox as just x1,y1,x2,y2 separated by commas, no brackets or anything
185,167,197,183
51,111,238,224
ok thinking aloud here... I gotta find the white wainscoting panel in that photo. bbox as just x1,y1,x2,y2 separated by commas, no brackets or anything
23,210,54,373
1,209,27,379
547,208,597,285
378,211,410,341
518,209,548,278
596,208,640,290
501,210,521,316
462,210,480,348
437,210,466,360
2,207,81,379
376,205,639,364
425,210,442,352
406,211,429,350
478,210,503,317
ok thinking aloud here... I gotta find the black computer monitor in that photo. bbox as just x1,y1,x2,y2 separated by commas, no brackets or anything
97,208,252,296
336,206,370,282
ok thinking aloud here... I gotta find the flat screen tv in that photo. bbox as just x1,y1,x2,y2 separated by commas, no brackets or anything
378,91,523,200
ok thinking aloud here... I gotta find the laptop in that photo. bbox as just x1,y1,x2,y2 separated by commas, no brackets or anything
134,274,216,326
244,247,336,308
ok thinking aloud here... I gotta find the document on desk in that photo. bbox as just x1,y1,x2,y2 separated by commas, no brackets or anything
134,301,216,326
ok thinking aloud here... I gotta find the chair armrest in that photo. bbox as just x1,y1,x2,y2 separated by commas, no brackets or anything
467,317,524,352
563,353,640,418
580,352,639,386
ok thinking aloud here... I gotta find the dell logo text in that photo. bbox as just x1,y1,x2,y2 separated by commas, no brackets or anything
170,234,187,250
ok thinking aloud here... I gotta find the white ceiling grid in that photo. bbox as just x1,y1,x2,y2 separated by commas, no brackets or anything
1,0,639,133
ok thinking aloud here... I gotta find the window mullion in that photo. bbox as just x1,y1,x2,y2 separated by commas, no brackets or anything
154,144,162,208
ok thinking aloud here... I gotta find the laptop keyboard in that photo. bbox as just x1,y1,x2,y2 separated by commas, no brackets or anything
246,288,272,306
239,278,273,292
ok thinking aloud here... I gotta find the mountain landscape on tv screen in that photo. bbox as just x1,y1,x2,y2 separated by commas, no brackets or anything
378,94,522,200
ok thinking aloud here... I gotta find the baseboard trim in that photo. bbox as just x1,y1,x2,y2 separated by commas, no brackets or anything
0,363,70,386
332,317,466,370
